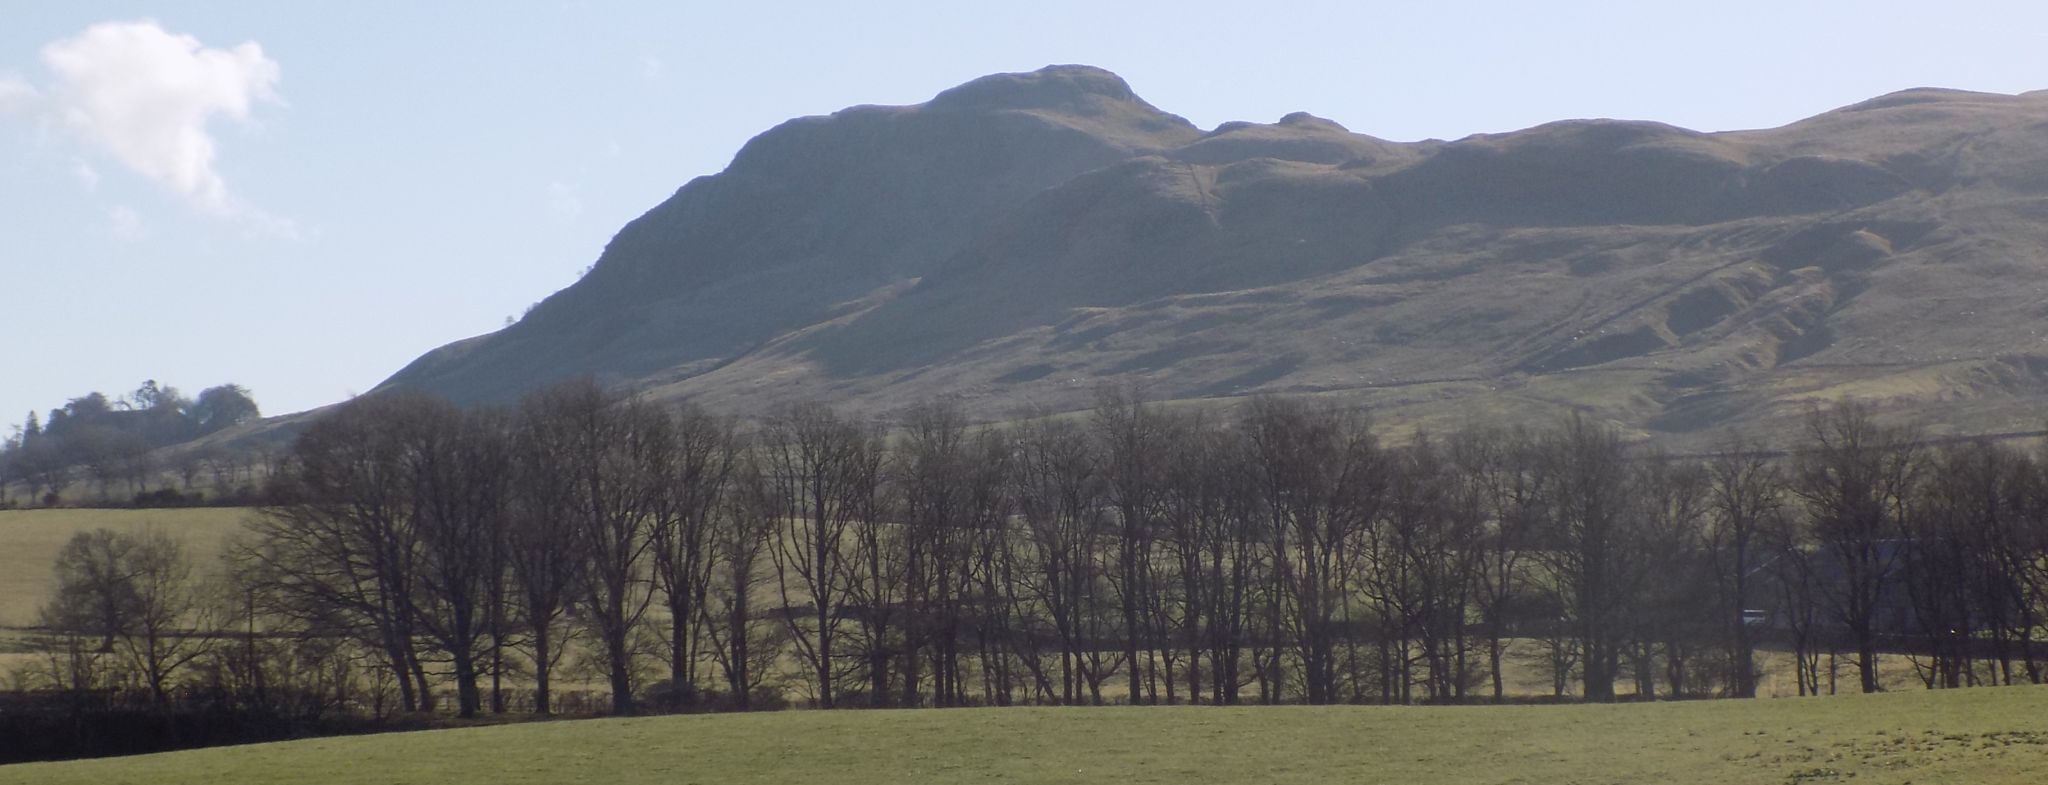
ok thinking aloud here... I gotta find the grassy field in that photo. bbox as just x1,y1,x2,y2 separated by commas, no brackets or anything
0,507,252,627
2,685,2045,784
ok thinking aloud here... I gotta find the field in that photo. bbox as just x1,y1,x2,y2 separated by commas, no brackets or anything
0,685,2044,784
0,507,253,628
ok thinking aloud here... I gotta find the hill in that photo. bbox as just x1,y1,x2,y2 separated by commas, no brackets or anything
4,687,2046,784
377,67,2048,444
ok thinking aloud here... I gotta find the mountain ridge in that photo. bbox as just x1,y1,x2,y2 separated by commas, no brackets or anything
376,66,2048,446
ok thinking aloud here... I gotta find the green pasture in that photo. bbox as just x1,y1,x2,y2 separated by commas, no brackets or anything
4,685,2046,784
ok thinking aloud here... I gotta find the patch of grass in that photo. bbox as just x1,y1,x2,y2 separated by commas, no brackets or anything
0,508,252,627
3,685,2045,784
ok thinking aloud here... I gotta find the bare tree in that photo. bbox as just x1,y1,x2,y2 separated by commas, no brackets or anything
961,425,1023,706
70,425,143,502
9,429,71,503
1789,401,1921,694
39,528,144,654
407,403,510,718
893,399,974,707
704,451,781,709
118,529,216,705
254,391,518,717
202,448,240,496
521,379,665,715
1706,433,1784,698
1762,504,1827,696
37,528,212,706
1454,425,1544,703
1158,413,1227,704
1013,414,1118,704
763,402,871,708
1192,421,1265,705
1998,443,2048,683
1627,451,1711,699
1092,385,1172,704
171,449,204,492
1532,414,1635,702
1900,440,2042,689
841,422,898,707
247,392,437,713
1240,396,1385,704
648,403,738,710
506,387,593,716
1369,434,1484,703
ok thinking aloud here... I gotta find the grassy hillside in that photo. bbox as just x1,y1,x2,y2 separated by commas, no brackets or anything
0,507,251,627
3,686,2045,784
371,67,2048,448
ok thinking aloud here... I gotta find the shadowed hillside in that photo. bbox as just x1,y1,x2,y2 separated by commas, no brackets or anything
382,66,1200,402
378,67,2048,444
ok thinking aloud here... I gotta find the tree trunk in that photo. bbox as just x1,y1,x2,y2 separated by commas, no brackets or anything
453,649,481,718
533,623,554,716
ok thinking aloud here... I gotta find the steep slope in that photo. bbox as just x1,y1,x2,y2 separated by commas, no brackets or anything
378,69,2048,445
380,65,1200,402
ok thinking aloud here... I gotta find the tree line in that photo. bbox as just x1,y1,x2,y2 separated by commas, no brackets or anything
1,380,262,506
20,380,2048,732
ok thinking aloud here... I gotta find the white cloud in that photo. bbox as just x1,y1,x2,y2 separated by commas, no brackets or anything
38,20,280,214
109,205,145,241
638,55,663,81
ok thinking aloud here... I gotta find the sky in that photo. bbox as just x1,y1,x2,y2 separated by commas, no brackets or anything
3,0,2046,428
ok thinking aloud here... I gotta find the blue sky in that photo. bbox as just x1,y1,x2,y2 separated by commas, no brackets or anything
3,0,2045,426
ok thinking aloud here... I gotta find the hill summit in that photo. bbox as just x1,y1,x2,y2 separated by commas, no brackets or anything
379,66,2048,443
